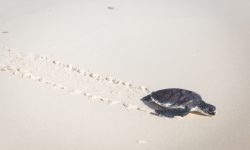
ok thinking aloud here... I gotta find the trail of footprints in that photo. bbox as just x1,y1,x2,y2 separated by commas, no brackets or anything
0,47,154,114
35,53,150,93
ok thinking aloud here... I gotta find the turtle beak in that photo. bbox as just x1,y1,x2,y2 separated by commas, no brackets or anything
209,111,216,115
208,109,216,116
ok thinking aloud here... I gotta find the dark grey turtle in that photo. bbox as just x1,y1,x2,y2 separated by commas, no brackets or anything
142,88,216,118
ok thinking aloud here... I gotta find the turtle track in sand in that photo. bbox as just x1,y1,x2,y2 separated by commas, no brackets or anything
0,45,154,115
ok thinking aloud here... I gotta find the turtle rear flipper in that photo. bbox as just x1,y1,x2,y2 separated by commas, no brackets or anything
141,94,167,110
141,94,152,102
155,107,190,118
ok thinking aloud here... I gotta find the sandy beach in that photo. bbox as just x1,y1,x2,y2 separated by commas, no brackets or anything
0,0,250,149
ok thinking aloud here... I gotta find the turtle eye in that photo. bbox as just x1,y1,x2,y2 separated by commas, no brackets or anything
208,108,214,112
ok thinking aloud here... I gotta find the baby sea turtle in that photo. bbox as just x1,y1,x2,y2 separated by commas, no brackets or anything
142,88,216,118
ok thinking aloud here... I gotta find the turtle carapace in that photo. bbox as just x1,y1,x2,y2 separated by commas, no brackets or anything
142,88,216,118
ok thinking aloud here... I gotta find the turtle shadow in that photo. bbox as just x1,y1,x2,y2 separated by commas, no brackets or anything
190,111,208,116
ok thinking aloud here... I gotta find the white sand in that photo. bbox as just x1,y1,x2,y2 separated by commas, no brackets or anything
0,0,250,150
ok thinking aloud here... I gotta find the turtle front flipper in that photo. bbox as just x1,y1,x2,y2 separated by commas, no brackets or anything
155,107,190,118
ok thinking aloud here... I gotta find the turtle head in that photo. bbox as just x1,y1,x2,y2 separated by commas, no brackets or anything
198,101,216,116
